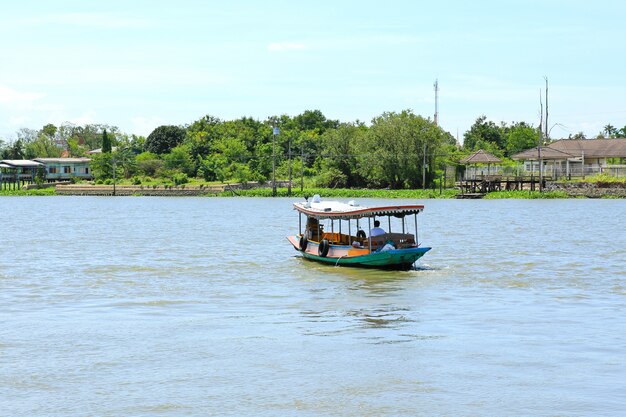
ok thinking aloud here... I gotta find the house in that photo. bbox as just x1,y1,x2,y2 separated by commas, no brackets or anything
34,157,93,180
0,160,45,189
87,147,117,154
511,138,626,178
0,159,44,179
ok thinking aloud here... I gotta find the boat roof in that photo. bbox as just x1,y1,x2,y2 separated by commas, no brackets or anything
293,197,424,220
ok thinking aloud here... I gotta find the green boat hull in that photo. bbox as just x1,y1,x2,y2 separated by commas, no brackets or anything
300,246,431,270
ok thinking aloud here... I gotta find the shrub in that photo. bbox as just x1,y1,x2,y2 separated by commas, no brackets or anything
314,168,347,188
136,152,163,177
172,173,189,185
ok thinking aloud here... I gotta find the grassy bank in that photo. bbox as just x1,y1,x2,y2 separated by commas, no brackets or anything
0,188,56,196
232,187,459,199
3,184,622,199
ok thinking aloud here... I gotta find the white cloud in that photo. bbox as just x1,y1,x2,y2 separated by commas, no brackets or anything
130,116,166,137
267,35,421,53
0,85,45,106
18,12,154,29
9,115,31,126
267,42,306,52
69,110,97,126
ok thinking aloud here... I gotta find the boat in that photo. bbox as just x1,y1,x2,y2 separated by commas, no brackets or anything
287,195,431,270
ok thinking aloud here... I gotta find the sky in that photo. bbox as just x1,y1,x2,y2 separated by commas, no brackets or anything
1,0,626,143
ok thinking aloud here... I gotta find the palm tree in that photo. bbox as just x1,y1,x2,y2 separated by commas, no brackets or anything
603,124,616,138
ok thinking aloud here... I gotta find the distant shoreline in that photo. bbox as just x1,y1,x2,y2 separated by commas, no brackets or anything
2,183,625,198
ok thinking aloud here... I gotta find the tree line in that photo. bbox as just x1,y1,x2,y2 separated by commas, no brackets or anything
1,111,624,188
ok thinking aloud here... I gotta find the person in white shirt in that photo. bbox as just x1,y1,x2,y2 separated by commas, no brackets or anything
370,220,386,237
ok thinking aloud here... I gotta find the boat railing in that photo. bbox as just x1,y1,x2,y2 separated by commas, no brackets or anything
311,231,416,250
368,233,416,250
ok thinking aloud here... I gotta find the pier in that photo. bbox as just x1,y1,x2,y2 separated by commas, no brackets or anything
457,175,548,197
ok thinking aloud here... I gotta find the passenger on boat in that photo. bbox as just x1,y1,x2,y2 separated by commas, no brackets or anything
370,220,386,237
306,217,322,240
380,240,395,252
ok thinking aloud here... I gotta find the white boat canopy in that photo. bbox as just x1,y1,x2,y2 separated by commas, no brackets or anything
293,197,424,221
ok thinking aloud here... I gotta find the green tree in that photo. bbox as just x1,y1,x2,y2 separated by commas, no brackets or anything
358,110,442,189
102,129,112,153
90,152,114,180
25,133,62,158
41,123,57,138
163,144,195,176
185,115,222,163
604,124,616,138
314,164,348,188
294,109,339,134
113,146,137,178
197,154,228,182
319,122,366,187
505,122,539,156
67,124,119,150
463,115,505,151
6,139,26,159
144,125,186,154
128,135,146,153
35,166,47,185
66,138,88,157
569,132,587,140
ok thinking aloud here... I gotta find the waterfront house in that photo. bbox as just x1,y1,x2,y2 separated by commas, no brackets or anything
33,157,93,180
87,147,117,154
0,159,44,189
1,159,44,179
511,138,626,178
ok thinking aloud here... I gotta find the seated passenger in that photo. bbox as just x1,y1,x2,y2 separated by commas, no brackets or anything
380,239,396,252
370,220,386,237
306,217,322,240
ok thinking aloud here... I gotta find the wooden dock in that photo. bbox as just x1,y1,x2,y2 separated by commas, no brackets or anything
458,175,548,195
456,193,485,199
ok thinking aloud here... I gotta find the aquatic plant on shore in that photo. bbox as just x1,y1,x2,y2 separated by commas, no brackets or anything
230,187,459,199
484,190,569,199
0,188,56,196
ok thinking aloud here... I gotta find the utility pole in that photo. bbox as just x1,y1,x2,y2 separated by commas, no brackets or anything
543,76,550,138
288,135,292,196
422,141,427,190
112,156,116,196
300,147,304,192
538,89,543,192
272,121,278,197
433,79,439,126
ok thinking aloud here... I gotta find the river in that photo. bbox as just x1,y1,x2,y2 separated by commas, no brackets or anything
1,196,625,416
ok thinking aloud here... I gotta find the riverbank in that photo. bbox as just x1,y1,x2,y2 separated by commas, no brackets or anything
1,183,624,198
545,181,626,198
